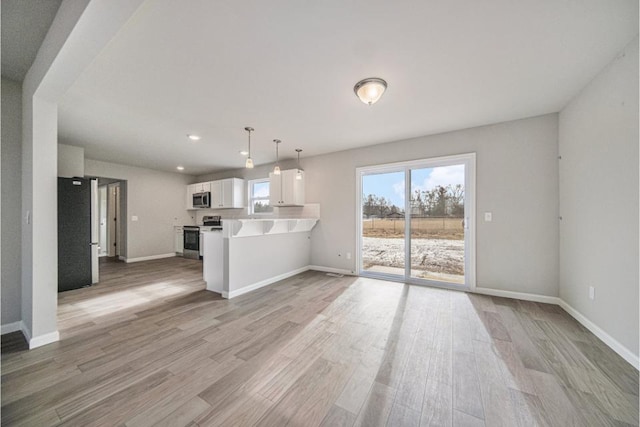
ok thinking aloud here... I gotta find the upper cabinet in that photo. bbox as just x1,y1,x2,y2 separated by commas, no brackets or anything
186,179,244,210
193,182,210,193
270,169,305,207
186,184,197,209
210,178,245,209
186,181,211,209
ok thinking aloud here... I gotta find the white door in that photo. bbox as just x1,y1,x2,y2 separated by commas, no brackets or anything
107,185,117,257
98,185,108,256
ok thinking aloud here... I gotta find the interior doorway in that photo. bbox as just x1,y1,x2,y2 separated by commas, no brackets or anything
98,185,108,256
356,153,476,290
107,183,120,257
92,177,127,260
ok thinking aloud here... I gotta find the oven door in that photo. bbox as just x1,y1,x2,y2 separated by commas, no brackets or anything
183,228,201,259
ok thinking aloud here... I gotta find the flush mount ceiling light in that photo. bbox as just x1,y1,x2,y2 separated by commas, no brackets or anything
295,149,303,180
187,134,201,141
273,139,281,175
176,166,185,171
353,77,387,105
239,150,249,156
244,127,254,168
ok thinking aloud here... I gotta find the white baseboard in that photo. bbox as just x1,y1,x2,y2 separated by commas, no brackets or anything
473,287,561,305
27,330,60,349
1,320,60,349
223,266,310,299
558,300,639,370
124,253,175,263
308,265,356,276
1,321,23,335
472,286,638,370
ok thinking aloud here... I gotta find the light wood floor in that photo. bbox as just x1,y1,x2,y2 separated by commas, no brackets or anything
1,257,638,426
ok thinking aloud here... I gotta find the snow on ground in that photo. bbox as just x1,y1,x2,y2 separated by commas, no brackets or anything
362,237,464,276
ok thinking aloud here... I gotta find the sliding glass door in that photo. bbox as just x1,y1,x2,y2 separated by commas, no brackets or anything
361,170,406,275
357,154,475,290
409,165,466,284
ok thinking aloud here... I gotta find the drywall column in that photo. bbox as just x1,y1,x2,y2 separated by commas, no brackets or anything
21,91,60,346
19,0,145,348
1,78,23,329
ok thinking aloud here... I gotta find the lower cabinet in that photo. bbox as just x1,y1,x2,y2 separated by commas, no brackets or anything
174,226,184,254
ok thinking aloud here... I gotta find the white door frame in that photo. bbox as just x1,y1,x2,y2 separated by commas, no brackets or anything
355,153,476,291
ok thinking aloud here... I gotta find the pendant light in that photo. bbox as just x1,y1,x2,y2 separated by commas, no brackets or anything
273,139,281,175
244,127,254,168
354,77,387,105
295,149,303,180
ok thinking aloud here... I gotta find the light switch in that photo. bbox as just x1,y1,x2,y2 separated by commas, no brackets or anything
132,215,139,222
484,212,492,222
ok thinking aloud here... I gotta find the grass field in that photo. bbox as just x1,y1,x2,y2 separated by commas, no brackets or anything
362,217,464,240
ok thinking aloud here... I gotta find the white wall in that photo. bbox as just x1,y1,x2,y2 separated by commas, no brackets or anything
84,159,195,260
559,37,639,358
200,114,560,297
224,231,311,297
58,143,84,177
1,78,23,326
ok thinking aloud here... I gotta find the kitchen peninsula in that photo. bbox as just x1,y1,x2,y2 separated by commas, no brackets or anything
202,218,318,298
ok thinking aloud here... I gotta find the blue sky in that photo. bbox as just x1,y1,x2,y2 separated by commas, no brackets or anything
362,165,465,207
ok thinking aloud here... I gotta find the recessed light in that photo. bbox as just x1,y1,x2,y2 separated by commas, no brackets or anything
176,166,185,171
239,150,249,156
187,134,201,141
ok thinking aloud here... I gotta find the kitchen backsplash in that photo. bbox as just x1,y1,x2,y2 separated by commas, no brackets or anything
194,203,320,224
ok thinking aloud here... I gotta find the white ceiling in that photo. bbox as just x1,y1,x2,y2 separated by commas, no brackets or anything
57,0,638,176
1,0,63,81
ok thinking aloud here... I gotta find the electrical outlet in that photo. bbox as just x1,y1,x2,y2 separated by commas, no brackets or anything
484,212,492,222
132,215,139,222
589,286,595,300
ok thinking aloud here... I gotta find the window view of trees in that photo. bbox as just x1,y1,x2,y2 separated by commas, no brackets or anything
361,165,466,285
249,179,272,214
253,200,272,213
362,195,404,218
362,184,464,219
410,184,464,217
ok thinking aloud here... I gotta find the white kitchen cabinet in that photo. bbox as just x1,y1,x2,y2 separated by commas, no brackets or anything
194,182,211,193
174,226,184,254
210,178,245,209
186,181,213,209
270,169,305,206
186,184,196,209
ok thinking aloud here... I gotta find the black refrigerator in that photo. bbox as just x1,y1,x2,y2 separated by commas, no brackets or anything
58,177,99,292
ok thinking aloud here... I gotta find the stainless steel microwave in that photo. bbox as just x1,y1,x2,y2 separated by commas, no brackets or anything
193,191,210,208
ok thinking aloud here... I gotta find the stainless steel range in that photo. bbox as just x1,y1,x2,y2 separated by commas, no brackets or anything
183,216,222,260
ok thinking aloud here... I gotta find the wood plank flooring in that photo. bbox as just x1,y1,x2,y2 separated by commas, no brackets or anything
1,256,638,426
